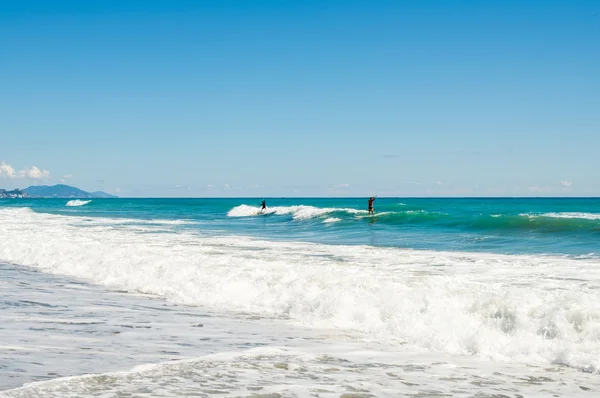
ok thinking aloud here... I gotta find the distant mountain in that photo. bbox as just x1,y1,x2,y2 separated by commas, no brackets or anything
22,184,117,198
24,184,91,198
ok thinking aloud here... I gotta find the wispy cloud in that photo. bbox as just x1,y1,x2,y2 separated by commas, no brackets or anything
559,180,572,188
0,161,50,180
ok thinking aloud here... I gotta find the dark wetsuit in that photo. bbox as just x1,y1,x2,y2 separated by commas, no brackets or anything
368,197,376,213
261,200,266,210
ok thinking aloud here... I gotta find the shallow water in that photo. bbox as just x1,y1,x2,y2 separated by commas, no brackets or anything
1,199,599,396
2,262,599,397
2,197,600,256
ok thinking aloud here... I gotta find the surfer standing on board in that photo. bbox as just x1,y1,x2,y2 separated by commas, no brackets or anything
260,200,267,210
368,196,377,215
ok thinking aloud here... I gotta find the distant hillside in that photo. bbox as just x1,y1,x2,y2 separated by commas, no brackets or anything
23,184,117,198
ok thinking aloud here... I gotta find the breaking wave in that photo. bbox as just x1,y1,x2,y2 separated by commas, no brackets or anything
228,205,600,232
65,200,91,207
0,207,599,372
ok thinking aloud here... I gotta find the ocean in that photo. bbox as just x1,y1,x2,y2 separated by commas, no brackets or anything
0,197,599,396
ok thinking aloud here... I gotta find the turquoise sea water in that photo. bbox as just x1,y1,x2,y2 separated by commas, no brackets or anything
2,197,600,395
2,197,599,256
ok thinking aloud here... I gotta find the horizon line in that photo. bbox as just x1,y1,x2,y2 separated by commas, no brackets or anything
14,196,598,199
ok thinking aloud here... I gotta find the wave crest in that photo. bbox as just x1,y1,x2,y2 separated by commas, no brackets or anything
525,212,600,221
227,205,366,220
66,200,91,207
227,203,600,232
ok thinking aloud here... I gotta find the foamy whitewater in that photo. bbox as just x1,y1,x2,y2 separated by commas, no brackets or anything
65,199,91,207
1,198,599,396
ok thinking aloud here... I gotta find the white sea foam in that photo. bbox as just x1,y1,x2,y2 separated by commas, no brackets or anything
226,204,266,217
521,212,600,220
355,211,395,218
323,217,341,223
65,200,91,207
227,204,366,220
1,208,600,372
5,345,600,398
140,219,196,225
73,216,195,226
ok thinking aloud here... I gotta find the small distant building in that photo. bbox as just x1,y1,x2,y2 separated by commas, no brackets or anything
0,189,28,198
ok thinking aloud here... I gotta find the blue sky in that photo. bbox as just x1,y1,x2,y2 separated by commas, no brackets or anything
1,0,599,197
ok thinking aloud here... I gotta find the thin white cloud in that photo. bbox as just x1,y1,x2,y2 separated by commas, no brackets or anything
435,180,443,186
0,161,50,180
224,184,230,189
559,180,572,188
331,183,349,189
